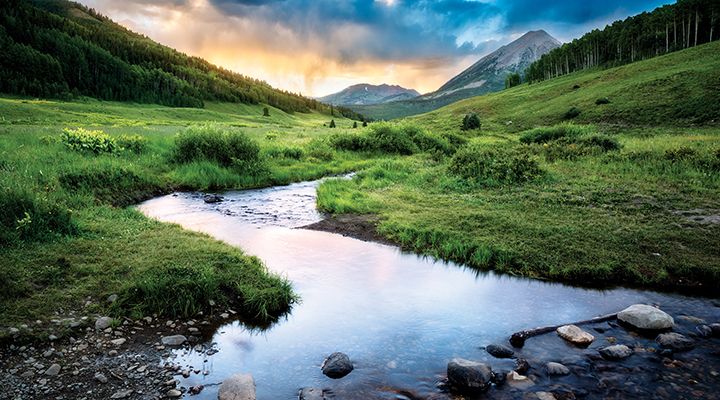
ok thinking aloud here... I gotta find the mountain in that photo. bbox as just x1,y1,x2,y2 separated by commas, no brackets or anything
0,0,353,117
351,30,560,120
318,84,420,106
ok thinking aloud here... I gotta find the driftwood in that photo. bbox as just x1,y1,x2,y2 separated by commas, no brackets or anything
509,312,618,348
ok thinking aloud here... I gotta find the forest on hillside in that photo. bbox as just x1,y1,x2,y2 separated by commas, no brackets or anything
0,0,363,119
526,0,719,82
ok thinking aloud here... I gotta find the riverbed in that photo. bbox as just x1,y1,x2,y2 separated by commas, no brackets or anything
138,176,720,399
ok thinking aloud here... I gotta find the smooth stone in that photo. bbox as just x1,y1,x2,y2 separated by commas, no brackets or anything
95,317,113,330
44,364,61,376
506,371,534,389
95,372,108,383
546,362,570,376
299,387,324,400
617,304,674,330
557,325,594,346
599,344,634,360
486,344,514,358
321,352,354,379
110,338,126,346
446,358,493,393
218,373,256,400
167,389,182,397
656,332,694,352
107,294,118,303
110,389,133,399
536,392,557,400
161,335,187,346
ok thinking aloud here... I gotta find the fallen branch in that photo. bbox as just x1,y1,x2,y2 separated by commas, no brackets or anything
509,312,618,348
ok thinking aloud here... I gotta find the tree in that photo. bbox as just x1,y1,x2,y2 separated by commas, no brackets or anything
461,113,481,131
263,107,270,117
505,72,521,89
329,119,336,128
352,121,358,128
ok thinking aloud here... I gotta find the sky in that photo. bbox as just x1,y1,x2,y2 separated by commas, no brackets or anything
79,0,672,97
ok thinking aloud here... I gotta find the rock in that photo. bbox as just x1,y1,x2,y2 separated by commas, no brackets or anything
546,362,570,376
321,352,354,379
506,371,534,389
110,338,126,346
486,344,514,358
189,385,204,395
557,325,594,346
711,323,720,337
166,389,182,398
492,370,509,386
204,194,223,203
446,358,493,393
536,392,557,400
218,373,255,400
617,304,674,330
108,350,118,356
110,389,133,399
95,317,113,330
161,335,187,346
656,332,694,352
94,372,108,383
599,344,633,360
44,364,61,376
20,371,35,378
514,358,531,374
299,387,324,400
107,294,118,303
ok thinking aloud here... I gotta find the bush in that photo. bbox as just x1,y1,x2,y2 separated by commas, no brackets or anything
595,97,611,105
172,125,261,168
61,128,117,154
331,133,369,152
544,135,622,161
664,146,697,162
448,144,543,185
563,107,581,120
0,186,76,245
519,123,594,144
59,164,163,206
461,113,481,131
264,146,304,160
306,140,335,161
116,134,148,154
442,132,469,148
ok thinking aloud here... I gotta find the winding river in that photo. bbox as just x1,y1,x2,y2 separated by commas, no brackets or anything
138,177,719,399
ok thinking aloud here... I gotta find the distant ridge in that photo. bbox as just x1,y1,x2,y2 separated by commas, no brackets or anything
318,83,420,106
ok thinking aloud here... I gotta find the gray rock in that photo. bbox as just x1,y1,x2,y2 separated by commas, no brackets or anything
44,364,61,376
546,362,570,376
617,304,674,330
161,335,187,346
204,194,223,204
536,392,557,400
94,372,108,383
218,373,255,400
321,352,353,379
110,389,133,399
110,338,126,346
556,325,594,346
506,371,534,389
95,317,113,330
446,358,493,393
486,344,514,358
656,332,694,352
514,358,531,374
189,385,204,395
696,325,713,338
107,294,118,303
166,389,182,398
599,344,633,360
299,387,324,400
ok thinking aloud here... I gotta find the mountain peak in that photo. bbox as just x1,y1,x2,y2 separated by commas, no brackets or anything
319,83,420,106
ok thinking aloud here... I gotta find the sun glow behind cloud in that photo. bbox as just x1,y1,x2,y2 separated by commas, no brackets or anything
80,0,671,97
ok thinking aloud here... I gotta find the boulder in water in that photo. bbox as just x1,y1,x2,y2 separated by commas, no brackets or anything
446,358,493,393
321,352,353,379
218,373,255,400
656,332,694,352
599,344,633,360
556,325,594,346
485,344,514,358
617,304,674,330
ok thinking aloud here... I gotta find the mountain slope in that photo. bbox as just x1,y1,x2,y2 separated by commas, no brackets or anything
351,30,560,120
319,83,419,106
0,0,337,114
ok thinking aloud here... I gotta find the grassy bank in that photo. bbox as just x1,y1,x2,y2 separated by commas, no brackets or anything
0,100,367,339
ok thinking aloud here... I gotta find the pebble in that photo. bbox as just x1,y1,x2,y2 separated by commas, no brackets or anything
110,389,133,399
94,372,108,383
44,364,61,376
95,317,113,330
599,344,634,360
546,362,570,376
167,389,182,397
110,338,126,346
161,335,187,346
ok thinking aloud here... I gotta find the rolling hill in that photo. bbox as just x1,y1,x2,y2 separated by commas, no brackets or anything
318,83,420,106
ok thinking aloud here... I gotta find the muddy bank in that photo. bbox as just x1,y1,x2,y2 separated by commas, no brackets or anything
301,213,396,246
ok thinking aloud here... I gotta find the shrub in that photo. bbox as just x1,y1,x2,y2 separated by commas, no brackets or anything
307,140,335,161
461,113,481,131
172,125,261,168
563,107,581,120
0,186,76,245
116,134,148,154
544,135,621,161
331,133,369,151
519,123,594,144
265,146,304,160
448,144,543,185
263,107,270,117
442,132,469,148
595,97,611,105
329,119,336,128
59,164,162,206
61,128,117,154
367,123,419,155
664,146,697,162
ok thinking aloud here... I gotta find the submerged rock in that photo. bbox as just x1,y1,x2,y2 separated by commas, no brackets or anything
486,344,514,358
506,371,534,389
204,194,224,203
557,325,594,346
696,325,713,338
546,362,570,376
599,344,633,360
514,358,531,374
299,388,325,400
161,335,187,346
218,373,255,400
447,358,493,393
617,304,674,330
656,332,694,352
321,352,353,379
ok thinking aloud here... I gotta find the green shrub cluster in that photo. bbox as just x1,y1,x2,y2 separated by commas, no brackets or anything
172,125,262,168
61,127,117,154
519,123,595,144
0,185,76,245
563,107,582,120
116,134,148,154
595,97,611,105
461,113,481,131
264,146,305,160
330,122,453,155
448,144,544,185
544,135,622,161
59,164,163,206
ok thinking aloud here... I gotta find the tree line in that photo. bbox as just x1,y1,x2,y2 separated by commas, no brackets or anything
526,0,719,83
0,0,362,118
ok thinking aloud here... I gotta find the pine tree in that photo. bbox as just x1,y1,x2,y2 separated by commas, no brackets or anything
263,107,270,117
353,121,358,128
329,119,336,128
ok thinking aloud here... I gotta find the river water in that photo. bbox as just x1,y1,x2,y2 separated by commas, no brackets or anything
137,177,719,399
